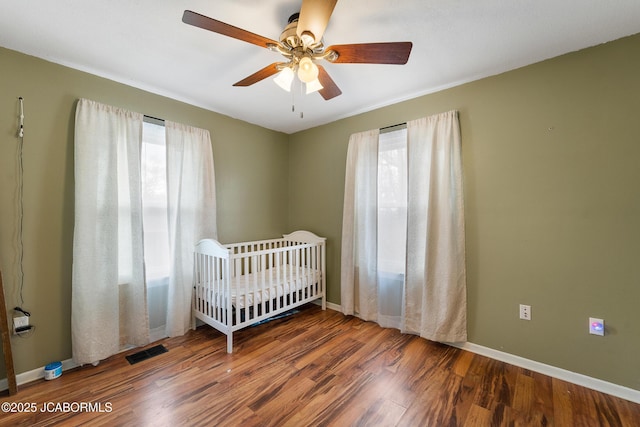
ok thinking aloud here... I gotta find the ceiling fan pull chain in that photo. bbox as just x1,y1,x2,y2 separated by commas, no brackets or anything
297,79,304,119
291,84,296,112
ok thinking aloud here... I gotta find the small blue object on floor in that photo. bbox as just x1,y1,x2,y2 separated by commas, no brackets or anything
44,361,62,380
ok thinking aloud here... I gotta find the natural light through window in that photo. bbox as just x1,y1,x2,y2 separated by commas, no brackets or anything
141,120,170,283
377,127,407,275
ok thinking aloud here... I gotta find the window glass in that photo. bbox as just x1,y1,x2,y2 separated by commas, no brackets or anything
141,121,170,282
377,128,407,274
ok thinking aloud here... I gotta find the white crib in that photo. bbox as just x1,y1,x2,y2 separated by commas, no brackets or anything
192,230,326,353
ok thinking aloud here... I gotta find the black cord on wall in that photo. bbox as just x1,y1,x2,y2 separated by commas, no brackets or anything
16,97,25,307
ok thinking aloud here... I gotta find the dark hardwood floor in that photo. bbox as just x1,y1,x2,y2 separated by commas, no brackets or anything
2,303,639,426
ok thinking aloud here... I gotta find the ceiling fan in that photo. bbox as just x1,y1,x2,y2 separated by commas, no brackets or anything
182,0,412,100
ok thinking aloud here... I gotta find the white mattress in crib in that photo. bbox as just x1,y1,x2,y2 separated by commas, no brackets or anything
197,265,320,309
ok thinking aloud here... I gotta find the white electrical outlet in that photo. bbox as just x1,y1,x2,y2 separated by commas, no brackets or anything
519,304,531,320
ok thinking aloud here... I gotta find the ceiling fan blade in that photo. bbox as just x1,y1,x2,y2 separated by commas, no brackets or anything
296,0,338,44
182,10,278,49
233,63,284,87
316,65,342,100
326,42,413,64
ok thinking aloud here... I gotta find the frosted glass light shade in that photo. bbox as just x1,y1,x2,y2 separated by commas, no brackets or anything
297,57,319,83
274,67,294,92
306,78,324,94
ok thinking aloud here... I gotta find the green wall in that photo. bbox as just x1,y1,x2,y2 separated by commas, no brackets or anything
0,47,289,378
2,32,640,392
288,33,640,390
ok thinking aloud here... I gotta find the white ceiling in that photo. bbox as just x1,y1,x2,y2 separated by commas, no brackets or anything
1,0,640,134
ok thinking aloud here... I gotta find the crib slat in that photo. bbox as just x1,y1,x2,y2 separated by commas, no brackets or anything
305,245,310,298
252,254,258,322
215,256,222,322
224,255,230,326
260,253,266,318
275,251,281,311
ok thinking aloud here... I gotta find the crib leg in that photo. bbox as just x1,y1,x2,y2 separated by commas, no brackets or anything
227,333,233,353
322,295,326,310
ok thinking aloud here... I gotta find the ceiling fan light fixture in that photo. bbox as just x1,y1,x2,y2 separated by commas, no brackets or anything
305,78,324,94
297,57,319,83
182,4,412,103
274,67,294,92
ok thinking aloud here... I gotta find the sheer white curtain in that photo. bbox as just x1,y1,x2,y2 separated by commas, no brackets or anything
165,121,217,337
341,110,466,343
340,129,379,320
403,110,467,342
340,128,406,329
72,99,149,365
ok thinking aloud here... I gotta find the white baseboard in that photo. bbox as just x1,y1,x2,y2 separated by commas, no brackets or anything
325,301,341,312
311,298,341,312
0,358,79,392
449,342,640,404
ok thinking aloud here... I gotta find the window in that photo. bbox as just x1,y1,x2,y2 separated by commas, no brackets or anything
341,111,466,341
74,99,218,362
141,120,170,283
141,119,170,340
376,127,408,326
377,127,407,275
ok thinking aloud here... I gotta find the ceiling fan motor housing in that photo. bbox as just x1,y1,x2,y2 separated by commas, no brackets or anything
280,12,322,52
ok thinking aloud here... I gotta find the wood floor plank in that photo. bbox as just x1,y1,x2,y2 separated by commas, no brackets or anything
464,404,493,426
553,377,576,426
452,346,475,377
529,371,555,424
333,397,407,427
398,368,465,426
512,372,535,413
2,303,639,426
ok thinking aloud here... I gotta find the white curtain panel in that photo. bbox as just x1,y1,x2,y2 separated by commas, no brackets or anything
165,121,217,337
340,129,379,320
403,110,467,342
72,99,149,365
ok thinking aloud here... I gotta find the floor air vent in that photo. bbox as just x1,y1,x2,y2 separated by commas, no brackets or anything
125,344,168,365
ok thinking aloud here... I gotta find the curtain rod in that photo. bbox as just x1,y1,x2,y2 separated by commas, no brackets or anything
143,114,165,124
380,122,406,132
